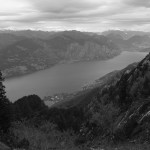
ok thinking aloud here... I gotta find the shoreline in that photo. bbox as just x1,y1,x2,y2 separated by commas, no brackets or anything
4,52,122,80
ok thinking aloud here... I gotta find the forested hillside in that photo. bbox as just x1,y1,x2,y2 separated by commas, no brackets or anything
0,30,121,78
1,53,150,149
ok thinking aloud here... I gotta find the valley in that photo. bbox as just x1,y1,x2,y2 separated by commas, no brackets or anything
1,0,150,149
1,29,150,150
0,30,121,78
4,51,148,102
1,30,150,79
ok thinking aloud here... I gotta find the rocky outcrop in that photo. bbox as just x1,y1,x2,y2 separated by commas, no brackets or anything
114,99,150,141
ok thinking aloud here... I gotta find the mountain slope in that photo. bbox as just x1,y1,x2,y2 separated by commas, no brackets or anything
102,30,150,51
0,31,121,78
0,33,24,50
0,30,56,39
0,38,54,77
140,47,150,52
102,30,150,40
47,52,150,144
105,34,150,51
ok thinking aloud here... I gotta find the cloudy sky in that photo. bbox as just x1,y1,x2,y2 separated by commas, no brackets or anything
0,0,150,32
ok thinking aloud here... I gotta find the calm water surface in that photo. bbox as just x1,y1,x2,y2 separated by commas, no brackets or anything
4,51,148,102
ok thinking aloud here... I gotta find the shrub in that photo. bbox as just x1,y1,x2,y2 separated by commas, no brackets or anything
11,120,80,150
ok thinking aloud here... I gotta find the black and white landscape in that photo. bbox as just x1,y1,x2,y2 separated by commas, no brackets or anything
1,0,150,150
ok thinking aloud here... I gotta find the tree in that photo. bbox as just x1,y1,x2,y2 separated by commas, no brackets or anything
13,95,47,120
0,71,11,132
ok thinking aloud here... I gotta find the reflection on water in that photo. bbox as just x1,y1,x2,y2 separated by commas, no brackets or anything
4,51,148,102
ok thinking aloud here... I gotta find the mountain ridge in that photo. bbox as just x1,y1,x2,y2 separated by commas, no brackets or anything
46,52,150,144
0,30,121,78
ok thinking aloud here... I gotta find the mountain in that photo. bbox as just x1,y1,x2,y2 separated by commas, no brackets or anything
102,30,150,40
1,50,150,149
2,30,150,79
105,33,150,51
0,30,120,78
47,52,150,144
140,47,150,52
0,30,56,39
0,38,55,77
101,30,150,51
0,33,24,50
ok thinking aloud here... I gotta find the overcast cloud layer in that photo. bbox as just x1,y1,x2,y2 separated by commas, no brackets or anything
0,0,150,32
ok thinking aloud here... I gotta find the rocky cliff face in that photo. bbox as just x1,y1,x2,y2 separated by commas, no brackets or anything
65,42,119,60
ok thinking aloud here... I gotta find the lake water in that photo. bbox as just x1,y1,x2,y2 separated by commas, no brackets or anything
4,51,148,102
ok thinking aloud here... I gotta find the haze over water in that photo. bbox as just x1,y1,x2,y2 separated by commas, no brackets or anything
4,51,148,102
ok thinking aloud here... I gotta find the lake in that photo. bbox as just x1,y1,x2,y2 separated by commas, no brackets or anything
4,51,148,102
